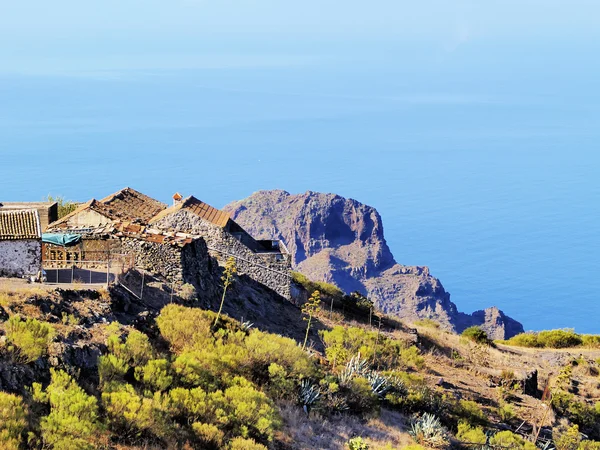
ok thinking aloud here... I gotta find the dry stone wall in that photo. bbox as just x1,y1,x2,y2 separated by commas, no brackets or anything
152,209,291,299
0,240,41,278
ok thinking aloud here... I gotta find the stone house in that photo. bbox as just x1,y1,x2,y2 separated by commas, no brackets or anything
44,188,167,265
45,188,291,298
0,209,42,278
0,201,58,231
149,196,291,298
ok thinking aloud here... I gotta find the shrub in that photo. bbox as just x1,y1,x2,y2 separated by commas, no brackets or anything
5,315,54,362
192,422,224,448
489,431,537,450
157,305,219,352
498,402,517,422
414,319,440,329
456,421,486,444
457,399,487,425
555,424,582,450
266,363,295,399
347,436,370,450
0,392,27,450
134,359,173,392
107,329,154,366
244,329,317,379
178,283,197,302
461,326,492,345
228,437,267,450
220,377,281,441
36,369,100,450
538,330,583,348
291,272,344,298
98,354,129,385
321,325,411,370
409,413,449,448
102,383,171,439
579,441,600,450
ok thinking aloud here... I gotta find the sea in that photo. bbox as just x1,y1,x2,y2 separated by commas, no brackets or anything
1,40,599,333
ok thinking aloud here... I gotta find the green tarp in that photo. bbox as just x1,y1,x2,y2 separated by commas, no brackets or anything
42,233,82,247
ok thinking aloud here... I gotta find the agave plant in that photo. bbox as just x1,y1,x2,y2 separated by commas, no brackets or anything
339,353,370,385
240,320,254,331
409,413,449,448
366,372,392,398
299,379,321,414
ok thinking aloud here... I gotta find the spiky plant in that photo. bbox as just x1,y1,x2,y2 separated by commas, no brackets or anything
366,372,392,398
339,353,370,385
409,413,449,448
240,320,254,331
299,379,321,415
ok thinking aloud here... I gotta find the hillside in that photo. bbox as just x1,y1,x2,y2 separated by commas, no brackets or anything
224,190,523,339
1,273,600,450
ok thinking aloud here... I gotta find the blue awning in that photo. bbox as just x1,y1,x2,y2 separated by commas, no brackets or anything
42,233,82,247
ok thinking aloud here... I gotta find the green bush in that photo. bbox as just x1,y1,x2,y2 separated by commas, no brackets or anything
5,315,54,362
461,326,492,345
0,392,28,450
134,359,173,392
456,421,486,444
457,399,487,426
102,383,171,439
36,369,100,450
321,325,413,370
503,329,598,349
98,354,129,385
555,424,582,450
220,377,281,441
347,436,370,450
579,441,600,450
414,319,440,329
291,271,344,298
490,431,537,450
228,436,267,450
192,422,224,448
107,329,154,366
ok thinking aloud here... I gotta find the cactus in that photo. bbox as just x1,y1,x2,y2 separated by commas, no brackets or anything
409,413,449,448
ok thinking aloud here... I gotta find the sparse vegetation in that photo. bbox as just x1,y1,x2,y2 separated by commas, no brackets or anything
461,326,492,345
502,329,600,349
5,315,54,363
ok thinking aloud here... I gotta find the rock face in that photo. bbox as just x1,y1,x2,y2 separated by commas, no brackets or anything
224,190,524,339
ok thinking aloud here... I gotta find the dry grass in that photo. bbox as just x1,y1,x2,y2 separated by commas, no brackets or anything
277,402,413,450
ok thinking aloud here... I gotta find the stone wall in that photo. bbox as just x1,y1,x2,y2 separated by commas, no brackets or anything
120,238,185,286
118,236,219,300
152,209,292,299
0,240,41,278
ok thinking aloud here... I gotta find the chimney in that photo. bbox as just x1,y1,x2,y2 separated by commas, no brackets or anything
172,192,183,206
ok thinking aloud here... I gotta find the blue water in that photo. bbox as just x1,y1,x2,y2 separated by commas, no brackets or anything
1,40,599,332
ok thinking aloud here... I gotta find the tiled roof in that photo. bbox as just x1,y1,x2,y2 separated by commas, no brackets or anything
149,196,231,228
47,199,117,230
0,210,41,240
100,187,167,223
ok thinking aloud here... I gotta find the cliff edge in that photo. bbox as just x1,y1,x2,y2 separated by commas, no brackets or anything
224,190,523,339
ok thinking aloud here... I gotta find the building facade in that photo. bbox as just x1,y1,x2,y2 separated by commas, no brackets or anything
0,210,42,278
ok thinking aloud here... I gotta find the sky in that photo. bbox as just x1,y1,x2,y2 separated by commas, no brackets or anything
2,1,600,75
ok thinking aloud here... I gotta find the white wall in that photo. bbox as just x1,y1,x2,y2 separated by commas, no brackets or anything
0,240,42,277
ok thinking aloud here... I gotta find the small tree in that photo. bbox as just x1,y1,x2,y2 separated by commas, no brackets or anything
302,290,321,350
46,195,78,219
214,257,237,327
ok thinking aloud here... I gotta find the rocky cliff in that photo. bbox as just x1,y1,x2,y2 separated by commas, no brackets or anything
224,190,524,339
